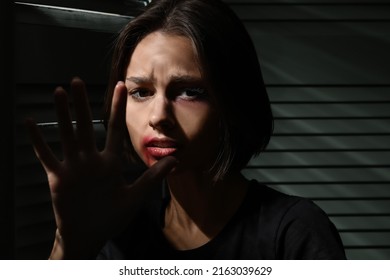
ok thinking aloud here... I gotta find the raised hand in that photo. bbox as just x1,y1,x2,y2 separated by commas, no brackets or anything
26,77,177,259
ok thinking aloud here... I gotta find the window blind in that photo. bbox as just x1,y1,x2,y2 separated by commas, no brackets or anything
13,1,135,259
233,0,390,260
12,0,390,259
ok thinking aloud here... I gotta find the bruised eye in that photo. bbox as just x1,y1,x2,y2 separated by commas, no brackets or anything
129,88,153,101
177,87,207,101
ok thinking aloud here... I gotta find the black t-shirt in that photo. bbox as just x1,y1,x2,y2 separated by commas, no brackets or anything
98,180,346,259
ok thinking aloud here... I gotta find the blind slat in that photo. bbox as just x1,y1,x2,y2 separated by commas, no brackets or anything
13,0,390,260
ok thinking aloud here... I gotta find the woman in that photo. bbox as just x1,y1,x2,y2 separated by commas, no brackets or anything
27,0,346,259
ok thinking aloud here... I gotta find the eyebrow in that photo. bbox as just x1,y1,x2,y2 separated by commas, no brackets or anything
126,75,203,85
126,76,154,84
169,75,203,84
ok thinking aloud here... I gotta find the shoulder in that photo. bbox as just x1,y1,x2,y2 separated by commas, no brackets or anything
246,180,317,220
247,180,331,222
246,181,333,234
246,180,346,259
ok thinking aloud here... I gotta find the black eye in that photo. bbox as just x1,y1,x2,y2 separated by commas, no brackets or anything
178,88,207,101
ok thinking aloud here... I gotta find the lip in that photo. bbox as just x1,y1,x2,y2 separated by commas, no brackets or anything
143,137,179,158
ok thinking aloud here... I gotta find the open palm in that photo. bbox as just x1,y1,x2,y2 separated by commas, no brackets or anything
26,78,176,259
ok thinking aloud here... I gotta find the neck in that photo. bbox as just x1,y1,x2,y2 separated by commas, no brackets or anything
163,170,249,249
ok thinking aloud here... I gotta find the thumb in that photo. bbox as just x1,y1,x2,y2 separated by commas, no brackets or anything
133,156,178,187
120,156,177,223
123,156,178,208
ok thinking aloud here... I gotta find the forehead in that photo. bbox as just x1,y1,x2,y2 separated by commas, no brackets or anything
127,31,202,78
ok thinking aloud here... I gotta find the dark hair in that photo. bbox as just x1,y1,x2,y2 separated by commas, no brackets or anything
104,0,273,180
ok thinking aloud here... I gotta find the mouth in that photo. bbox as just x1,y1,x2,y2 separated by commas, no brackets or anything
143,138,179,158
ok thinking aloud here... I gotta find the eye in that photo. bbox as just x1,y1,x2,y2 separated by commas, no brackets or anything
177,87,207,101
129,88,153,101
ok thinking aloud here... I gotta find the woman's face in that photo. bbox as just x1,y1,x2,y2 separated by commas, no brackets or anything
125,31,220,173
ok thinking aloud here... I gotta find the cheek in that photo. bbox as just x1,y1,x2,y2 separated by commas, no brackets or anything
176,103,219,141
174,105,220,170
125,106,145,156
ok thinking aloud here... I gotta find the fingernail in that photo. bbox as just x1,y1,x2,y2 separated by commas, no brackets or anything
116,81,125,87
54,86,64,92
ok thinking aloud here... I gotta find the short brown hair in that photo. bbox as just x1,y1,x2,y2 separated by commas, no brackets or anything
104,0,273,180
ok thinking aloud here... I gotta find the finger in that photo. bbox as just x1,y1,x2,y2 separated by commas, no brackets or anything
105,81,128,154
25,118,60,173
72,77,96,152
54,87,77,158
123,156,178,216
132,156,178,188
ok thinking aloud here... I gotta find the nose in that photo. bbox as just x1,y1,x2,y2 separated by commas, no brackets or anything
149,94,175,131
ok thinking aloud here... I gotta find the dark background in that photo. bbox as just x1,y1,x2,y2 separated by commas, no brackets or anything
1,0,390,259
